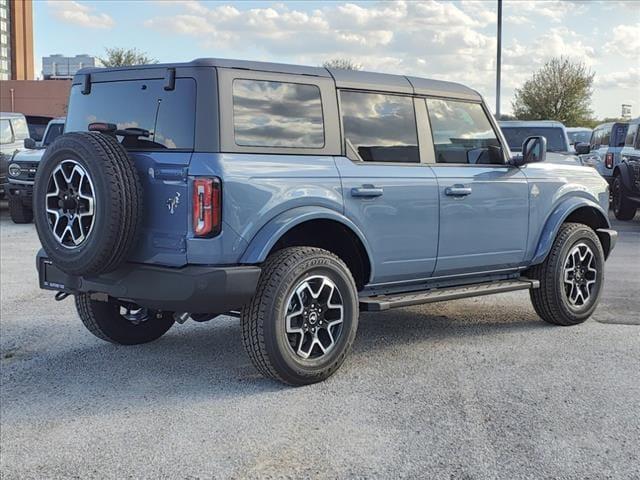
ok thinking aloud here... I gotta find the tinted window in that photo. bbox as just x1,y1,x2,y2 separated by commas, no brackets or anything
601,127,611,147
43,123,64,146
501,127,567,152
28,123,47,141
427,99,500,164
568,130,591,144
232,79,324,148
11,117,29,140
625,124,638,146
340,91,418,163
0,119,12,144
611,124,628,147
66,79,195,150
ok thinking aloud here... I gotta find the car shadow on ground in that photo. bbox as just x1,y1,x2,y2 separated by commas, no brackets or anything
1,304,548,423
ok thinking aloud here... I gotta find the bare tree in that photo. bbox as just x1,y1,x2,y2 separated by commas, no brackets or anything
512,57,594,125
98,48,158,67
322,58,362,70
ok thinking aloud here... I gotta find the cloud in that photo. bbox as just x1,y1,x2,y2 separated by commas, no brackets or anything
47,0,114,29
596,67,640,90
603,23,640,59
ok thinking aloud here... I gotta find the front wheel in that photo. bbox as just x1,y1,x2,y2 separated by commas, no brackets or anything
528,222,605,326
8,195,33,224
241,247,359,386
75,294,175,345
612,175,637,221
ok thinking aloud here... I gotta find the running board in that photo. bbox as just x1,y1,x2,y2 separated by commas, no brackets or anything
360,279,539,312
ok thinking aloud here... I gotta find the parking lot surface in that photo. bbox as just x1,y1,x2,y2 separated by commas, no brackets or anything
1,201,638,479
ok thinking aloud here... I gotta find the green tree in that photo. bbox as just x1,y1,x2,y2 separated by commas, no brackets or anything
322,58,362,70
512,57,594,126
98,47,158,67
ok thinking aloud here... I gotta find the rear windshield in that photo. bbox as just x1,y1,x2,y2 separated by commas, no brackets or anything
66,78,196,150
567,130,591,144
501,127,568,152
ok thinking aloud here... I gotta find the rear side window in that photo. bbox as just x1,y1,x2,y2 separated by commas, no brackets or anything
625,124,638,146
426,99,500,163
232,79,324,148
0,119,13,144
340,91,418,163
66,78,196,150
601,127,611,147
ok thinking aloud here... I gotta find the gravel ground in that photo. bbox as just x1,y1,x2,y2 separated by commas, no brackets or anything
1,201,638,479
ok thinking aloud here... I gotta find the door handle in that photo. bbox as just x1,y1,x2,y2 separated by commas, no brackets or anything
351,185,384,198
445,185,472,197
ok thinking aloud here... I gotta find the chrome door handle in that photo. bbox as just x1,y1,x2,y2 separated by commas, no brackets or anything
351,185,384,198
445,185,472,196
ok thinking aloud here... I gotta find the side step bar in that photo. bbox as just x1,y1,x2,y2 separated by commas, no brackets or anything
360,278,539,312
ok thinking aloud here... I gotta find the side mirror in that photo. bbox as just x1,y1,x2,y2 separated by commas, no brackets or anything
24,138,37,149
522,136,547,164
575,142,590,155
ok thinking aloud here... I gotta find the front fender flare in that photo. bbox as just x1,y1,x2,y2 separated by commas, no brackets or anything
531,197,610,265
240,206,375,280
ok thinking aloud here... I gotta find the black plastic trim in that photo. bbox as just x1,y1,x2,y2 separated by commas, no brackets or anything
37,250,261,314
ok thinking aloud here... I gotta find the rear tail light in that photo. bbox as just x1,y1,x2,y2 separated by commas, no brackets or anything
605,153,614,169
193,178,221,237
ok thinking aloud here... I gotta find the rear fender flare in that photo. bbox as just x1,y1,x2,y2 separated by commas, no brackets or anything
240,206,375,281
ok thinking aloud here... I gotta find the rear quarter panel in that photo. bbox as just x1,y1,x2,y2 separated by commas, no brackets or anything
187,153,343,265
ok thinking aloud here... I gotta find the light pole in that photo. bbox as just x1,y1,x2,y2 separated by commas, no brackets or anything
496,0,502,118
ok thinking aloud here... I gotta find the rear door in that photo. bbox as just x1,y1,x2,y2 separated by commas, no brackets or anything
425,98,529,276
336,90,439,285
65,77,197,266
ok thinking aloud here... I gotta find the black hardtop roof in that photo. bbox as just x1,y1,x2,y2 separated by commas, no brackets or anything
75,57,481,101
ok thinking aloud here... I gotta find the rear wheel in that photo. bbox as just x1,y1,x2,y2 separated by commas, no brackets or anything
75,293,174,345
8,195,33,224
241,247,359,385
612,174,637,221
528,222,605,326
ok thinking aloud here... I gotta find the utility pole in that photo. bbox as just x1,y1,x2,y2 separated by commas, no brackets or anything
496,0,502,118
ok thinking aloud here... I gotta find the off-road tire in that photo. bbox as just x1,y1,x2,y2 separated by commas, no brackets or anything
612,174,637,221
8,195,33,224
33,132,142,275
241,247,359,386
75,293,174,345
528,222,605,326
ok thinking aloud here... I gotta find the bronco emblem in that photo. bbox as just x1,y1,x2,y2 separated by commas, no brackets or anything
166,192,181,214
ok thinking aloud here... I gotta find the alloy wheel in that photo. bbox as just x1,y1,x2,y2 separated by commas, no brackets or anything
284,275,344,360
45,159,96,248
563,242,597,308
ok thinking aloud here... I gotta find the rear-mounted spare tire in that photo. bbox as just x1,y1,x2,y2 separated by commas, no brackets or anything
33,132,142,276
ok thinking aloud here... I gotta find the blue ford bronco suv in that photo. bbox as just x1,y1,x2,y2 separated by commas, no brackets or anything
34,59,617,385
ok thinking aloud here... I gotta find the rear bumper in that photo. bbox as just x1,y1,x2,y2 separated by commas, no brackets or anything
37,250,261,314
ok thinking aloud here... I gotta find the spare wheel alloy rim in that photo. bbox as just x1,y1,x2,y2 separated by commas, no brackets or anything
45,159,96,249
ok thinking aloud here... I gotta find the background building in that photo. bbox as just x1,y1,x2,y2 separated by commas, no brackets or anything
42,54,96,80
0,0,33,81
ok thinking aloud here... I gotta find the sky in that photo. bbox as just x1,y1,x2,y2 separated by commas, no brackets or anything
34,0,639,119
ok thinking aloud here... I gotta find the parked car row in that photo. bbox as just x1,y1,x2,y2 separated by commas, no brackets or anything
0,114,65,222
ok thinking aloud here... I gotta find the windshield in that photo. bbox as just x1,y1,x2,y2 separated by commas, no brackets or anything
567,130,591,145
501,127,568,152
43,123,64,146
